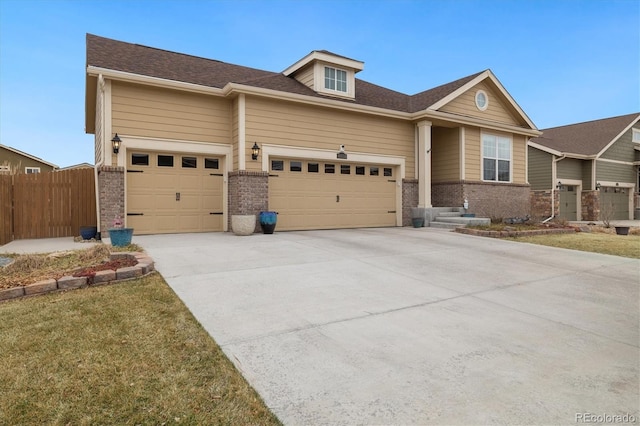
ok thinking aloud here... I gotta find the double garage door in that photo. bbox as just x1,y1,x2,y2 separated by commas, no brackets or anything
268,158,397,231
126,151,224,235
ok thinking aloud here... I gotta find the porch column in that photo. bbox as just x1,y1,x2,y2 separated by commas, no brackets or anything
417,120,432,208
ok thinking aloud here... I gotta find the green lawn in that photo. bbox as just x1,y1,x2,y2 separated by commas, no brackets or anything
0,273,281,425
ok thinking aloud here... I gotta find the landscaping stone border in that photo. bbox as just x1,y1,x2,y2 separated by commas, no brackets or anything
0,252,155,302
455,227,577,238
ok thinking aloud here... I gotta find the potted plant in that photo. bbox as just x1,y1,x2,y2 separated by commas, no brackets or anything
108,216,134,247
258,211,278,234
79,225,98,240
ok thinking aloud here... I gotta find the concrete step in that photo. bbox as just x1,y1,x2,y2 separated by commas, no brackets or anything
436,211,463,217
434,216,491,226
430,221,465,229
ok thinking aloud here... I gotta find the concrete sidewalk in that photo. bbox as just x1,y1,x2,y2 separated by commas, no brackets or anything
136,228,639,425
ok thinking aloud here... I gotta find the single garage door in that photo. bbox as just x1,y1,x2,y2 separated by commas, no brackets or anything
269,158,397,231
600,186,629,220
558,185,578,221
126,151,224,234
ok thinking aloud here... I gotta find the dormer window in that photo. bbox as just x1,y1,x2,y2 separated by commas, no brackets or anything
283,50,363,100
325,67,347,93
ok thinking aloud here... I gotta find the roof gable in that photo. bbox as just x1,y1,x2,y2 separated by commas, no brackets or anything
0,144,59,169
531,113,640,157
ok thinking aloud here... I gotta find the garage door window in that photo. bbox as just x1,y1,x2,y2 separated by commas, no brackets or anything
182,157,197,168
308,163,319,173
290,161,302,172
205,158,219,169
370,167,379,176
158,155,174,167
356,166,365,175
131,153,149,166
272,160,284,171
384,168,392,177
325,164,335,174
341,165,351,175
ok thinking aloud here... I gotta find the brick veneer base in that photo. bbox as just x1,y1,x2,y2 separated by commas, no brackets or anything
433,181,531,220
228,171,269,233
0,252,155,302
402,179,419,226
98,166,125,238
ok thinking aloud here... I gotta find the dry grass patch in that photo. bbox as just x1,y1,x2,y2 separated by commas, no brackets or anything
0,273,280,425
508,231,640,259
0,244,144,289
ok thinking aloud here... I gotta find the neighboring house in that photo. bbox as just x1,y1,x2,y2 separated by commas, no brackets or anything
85,34,541,235
529,113,640,221
0,144,58,174
58,162,94,171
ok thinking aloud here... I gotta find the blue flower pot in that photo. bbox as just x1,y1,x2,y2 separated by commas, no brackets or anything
80,226,97,240
109,228,134,247
259,211,278,234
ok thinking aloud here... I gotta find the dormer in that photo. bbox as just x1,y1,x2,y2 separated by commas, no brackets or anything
283,50,364,100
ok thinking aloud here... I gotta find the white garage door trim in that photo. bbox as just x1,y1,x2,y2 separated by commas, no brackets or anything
598,180,634,220
116,135,233,231
261,144,405,226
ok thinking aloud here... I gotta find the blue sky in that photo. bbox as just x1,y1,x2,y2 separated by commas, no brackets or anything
1,0,638,168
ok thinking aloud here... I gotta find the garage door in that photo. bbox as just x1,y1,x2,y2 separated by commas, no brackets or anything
601,186,629,220
268,158,397,231
126,151,224,234
558,185,578,221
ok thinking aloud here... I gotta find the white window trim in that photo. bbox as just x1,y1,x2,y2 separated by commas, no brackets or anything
314,63,355,99
0,165,10,172
475,90,489,111
324,66,347,93
481,132,512,183
632,128,640,143
25,167,41,174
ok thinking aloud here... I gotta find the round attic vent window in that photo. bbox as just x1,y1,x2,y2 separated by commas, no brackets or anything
475,90,488,111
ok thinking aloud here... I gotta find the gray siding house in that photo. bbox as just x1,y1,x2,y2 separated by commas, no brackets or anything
528,113,640,221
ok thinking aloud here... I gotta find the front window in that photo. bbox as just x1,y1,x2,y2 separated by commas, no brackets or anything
25,167,40,174
482,134,511,182
324,67,347,93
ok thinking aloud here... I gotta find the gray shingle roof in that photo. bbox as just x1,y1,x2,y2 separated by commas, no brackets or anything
532,113,640,156
87,34,483,113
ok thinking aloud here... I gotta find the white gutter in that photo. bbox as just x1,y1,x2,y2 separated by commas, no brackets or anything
542,154,566,223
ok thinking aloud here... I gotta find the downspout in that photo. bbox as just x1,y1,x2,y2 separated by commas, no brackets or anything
542,154,566,223
93,74,105,239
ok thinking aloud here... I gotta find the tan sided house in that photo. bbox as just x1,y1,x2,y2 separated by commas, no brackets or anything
85,34,541,236
529,113,640,221
0,144,58,174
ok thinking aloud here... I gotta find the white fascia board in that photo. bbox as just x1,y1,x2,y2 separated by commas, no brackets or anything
527,141,562,156
427,70,538,131
87,66,226,97
283,51,364,76
595,115,640,158
418,110,542,137
224,83,411,120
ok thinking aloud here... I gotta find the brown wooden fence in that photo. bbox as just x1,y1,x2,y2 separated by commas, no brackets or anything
0,168,96,245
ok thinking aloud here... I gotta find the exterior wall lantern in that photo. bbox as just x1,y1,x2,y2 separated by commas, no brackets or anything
111,134,122,154
556,181,562,189
596,182,601,190
251,142,260,160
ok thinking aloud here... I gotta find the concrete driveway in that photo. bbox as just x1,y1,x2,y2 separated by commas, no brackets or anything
136,228,639,425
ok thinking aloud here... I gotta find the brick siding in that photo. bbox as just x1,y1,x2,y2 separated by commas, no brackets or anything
433,181,530,220
530,190,552,220
228,170,269,233
97,166,125,238
581,190,600,221
401,179,418,226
